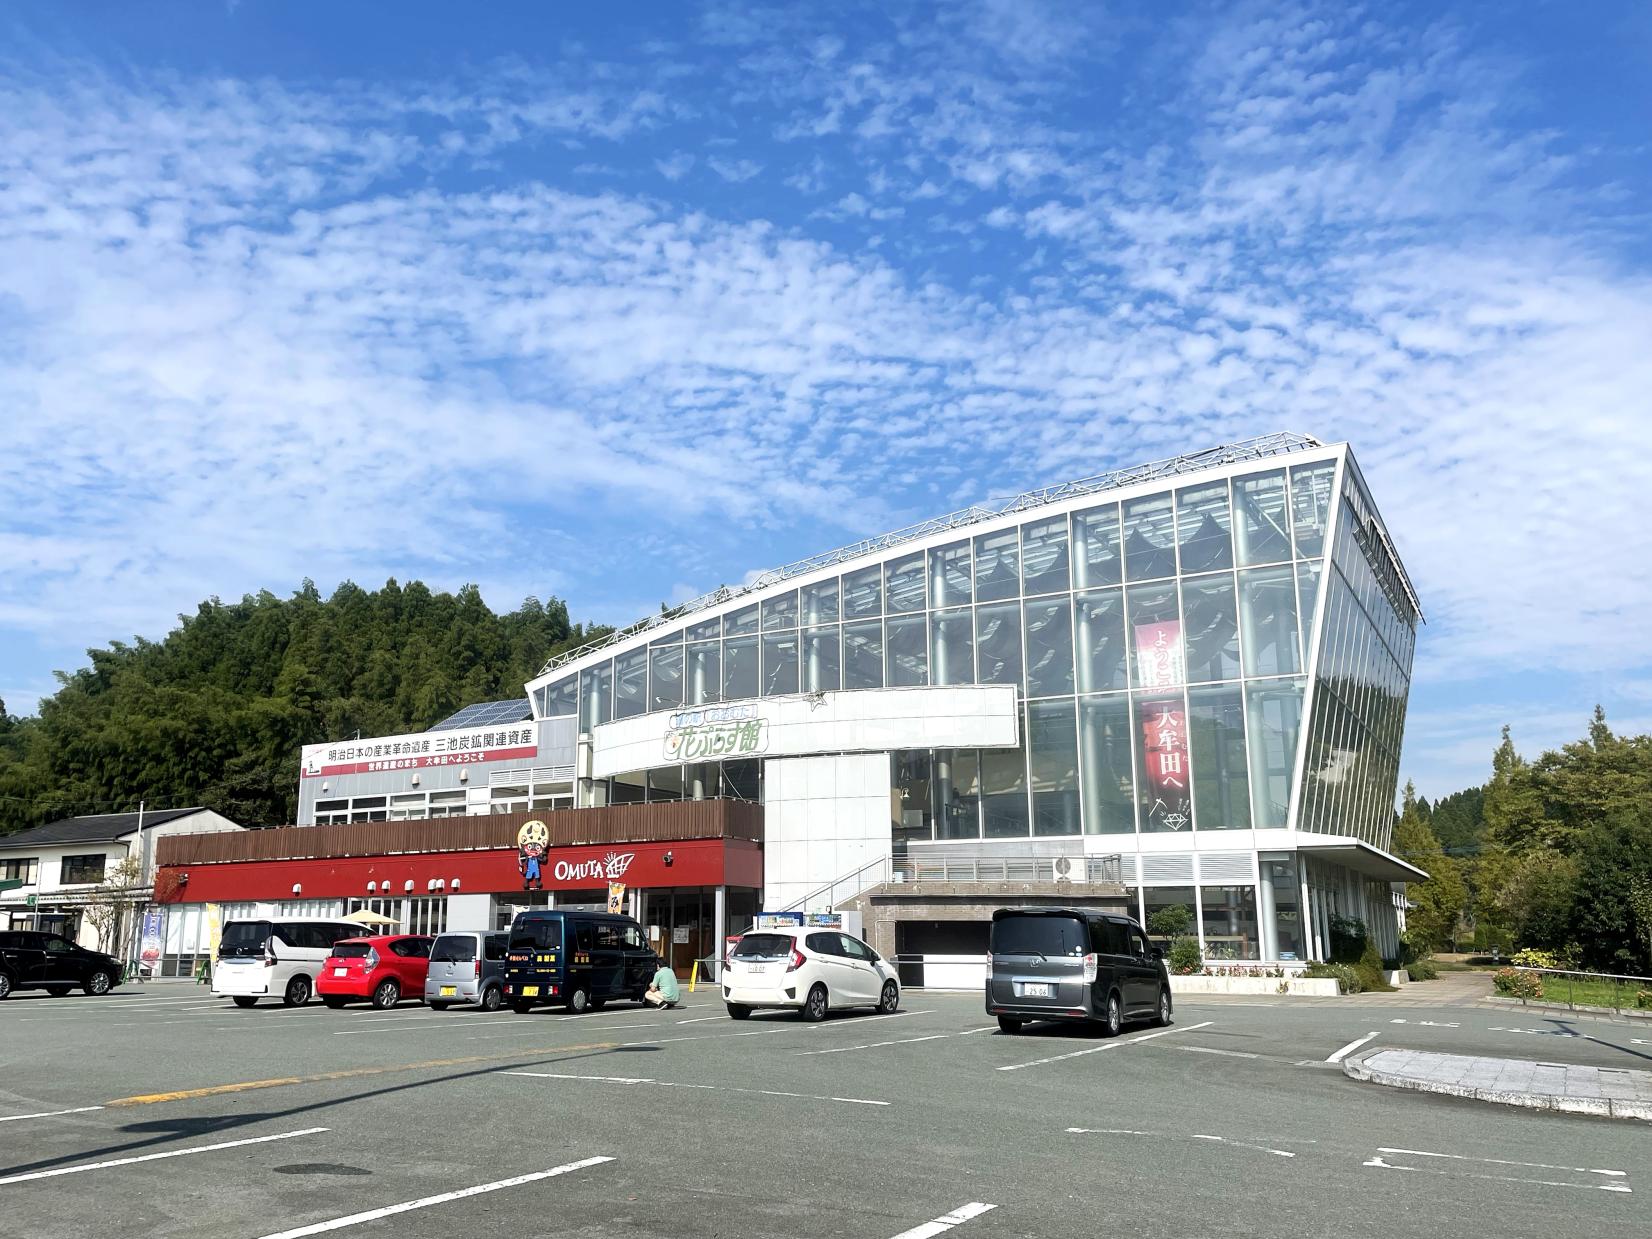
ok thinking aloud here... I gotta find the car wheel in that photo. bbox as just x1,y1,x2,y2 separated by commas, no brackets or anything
800,984,829,1022
1103,991,1122,1037
428,1000,450,1012
0,972,13,1000
997,1015,1023,1035
878,981,900,1014
1154,987,1172,1027
322,996,346,1009
726,1003,751,1020
283,975,311,1007
233,996,258,1008
479,986,503,1012
84,970,114,996
566,986,591,1014
46,985,72,998
371,979,400,1010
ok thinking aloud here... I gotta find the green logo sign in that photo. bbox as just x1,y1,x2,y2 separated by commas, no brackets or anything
663,705,768,761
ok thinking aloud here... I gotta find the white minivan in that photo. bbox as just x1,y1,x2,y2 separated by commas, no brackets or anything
213,918,362,1008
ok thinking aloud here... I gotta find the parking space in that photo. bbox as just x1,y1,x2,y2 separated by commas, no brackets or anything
3,985,1648,1238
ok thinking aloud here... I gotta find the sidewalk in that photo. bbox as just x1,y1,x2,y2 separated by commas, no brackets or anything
1344,1047,1652,1121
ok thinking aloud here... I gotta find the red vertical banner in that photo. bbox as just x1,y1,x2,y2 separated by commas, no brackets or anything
1134,620,1185,688
1140,698,1192,831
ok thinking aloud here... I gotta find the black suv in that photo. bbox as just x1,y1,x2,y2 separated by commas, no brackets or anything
986,907,1172,1035
0,931,123,999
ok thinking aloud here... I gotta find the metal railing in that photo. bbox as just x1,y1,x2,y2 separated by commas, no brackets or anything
1500,966,1652,1014
892,853,1122,885
777,855,893,914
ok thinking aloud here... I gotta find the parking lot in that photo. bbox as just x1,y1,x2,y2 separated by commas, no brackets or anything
2,983,1647,1239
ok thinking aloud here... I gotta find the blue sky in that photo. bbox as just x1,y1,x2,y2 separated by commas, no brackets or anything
2,1,1650,797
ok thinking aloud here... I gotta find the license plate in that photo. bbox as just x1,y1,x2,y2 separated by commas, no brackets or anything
333,967,347,977
440,986,457,997
1023,982,1052,998
522,985,539,996
748,964,772,974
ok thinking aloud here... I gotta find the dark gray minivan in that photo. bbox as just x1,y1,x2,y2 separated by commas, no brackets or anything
986,907,1171,1035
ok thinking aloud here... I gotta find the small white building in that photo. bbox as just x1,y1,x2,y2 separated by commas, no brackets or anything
0,807,242,954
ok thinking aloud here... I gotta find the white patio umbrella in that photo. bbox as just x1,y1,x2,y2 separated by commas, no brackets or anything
342,908,400,928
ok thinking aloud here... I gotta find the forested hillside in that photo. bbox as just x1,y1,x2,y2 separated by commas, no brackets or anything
0,581,606,833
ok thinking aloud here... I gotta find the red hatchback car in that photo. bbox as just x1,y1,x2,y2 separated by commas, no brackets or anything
316,935,433,1009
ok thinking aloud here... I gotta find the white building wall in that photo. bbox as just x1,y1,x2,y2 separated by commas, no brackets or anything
762,752,892,913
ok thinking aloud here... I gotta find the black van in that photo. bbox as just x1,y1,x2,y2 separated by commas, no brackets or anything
985,907,1172,1035
503,910,659,1014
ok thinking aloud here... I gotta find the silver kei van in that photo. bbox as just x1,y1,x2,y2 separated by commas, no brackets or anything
424,930,509,1011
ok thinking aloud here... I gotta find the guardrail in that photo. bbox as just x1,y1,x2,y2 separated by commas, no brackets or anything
892,854,1122,885
1501,966,1652,1013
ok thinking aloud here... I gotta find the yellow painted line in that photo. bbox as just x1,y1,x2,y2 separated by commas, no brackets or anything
106,1041,620,1107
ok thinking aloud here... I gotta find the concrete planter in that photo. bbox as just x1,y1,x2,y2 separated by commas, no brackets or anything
1170,975,1340,997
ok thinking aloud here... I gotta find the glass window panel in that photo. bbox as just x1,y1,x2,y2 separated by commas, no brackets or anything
1175,482,1234,573
885,552,927,613
1181,573,1241,684
842,565,882,617
649,644,684,712
1188,682,1250,830
800,577,839,625
1134,693,1193,834
579,661,612,729
722,634,758,700
892,752,934,846
843,619,884,690
1296,560,1322,668
761,590,799,631
929,540,972,609
1020,517,1071,596
974,601,1023,688
761,631,799,696
885,614,928,686
723,604,759,637
973,527,1020,601
980,746,1029,838
1074,588,1128,694
1078,693,1135,834
1291,462,1336,559
1200,885,1259,961
686,641,720,705
802,625,840,692
613,648,648,719
1072,503,1122,588
1126,582,1183,690
1233,469,1291,565
1023,597,1074,697
1028,699,1080,837
1239,565,1302,677
1246,677,1306,830
1123,492,1177,581
1265,858,1304,961
543,677,576,717
930,609,975,686
933,749,981,839
686,617,721,642
648,765,685,803
1143,886,1197,946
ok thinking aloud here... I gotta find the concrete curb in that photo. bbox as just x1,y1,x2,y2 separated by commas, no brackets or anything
1483,995,1652,1022
1342,1049,1652,1122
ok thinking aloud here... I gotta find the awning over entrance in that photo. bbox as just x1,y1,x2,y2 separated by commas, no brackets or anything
1293,834,1429,883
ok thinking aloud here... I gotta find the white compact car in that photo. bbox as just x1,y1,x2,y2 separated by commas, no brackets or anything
723,928,900,1021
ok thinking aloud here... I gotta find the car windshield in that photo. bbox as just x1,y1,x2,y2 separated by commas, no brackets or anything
431,936,477,963
219,921,272,958
509,919,562,951
991,915,1087,958
732,933,795,960
330,942,371,958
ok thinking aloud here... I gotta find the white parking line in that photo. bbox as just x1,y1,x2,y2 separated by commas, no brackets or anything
1179,1046,1259,1059
958,1025,998,1035
502,1071,890,1107
1067,1128,1294,1158
1488,1026,1580,1038
996,1021,1214,1072
0,1106,104,1124
1378,1148,1626,1176
1366,1148,1630,1192
1388,1019,1459,1028
675,1015,726,1024
0,1126,328,1186
887,1201,995,1238
254,1156,616,1237
1326,1032,1379,1063
798,1034,951,1057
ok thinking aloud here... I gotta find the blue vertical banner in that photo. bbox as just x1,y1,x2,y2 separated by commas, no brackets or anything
139,906,165,976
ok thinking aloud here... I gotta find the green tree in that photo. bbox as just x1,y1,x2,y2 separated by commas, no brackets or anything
1391,781,1467,953
1568,805,1652,973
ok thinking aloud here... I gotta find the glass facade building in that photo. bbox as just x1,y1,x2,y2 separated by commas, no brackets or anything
526,436,1425,964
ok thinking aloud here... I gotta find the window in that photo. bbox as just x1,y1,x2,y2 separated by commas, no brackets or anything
1122,492,1177,580
687,641,721,705
1020,517,1070,596
732,933,794,960
1132,929,1152,958
576,922,593,951
579,662,613,729
1291,461,1336,559
1266,858,1303,961
973,528,1020,601
761,590,799,631
649,643,685,711
613,649,648,719
1029,699,1080,836
686,617,721,642
723,604,759,637
975,601,1022,688
648,765,684,802
1175,482,1233,573
843,620,884,690
1074,589,1128,694
1142,888,1196,944
432,935,478,963
802,626,841,692
59,854,107,885
1200,885,1259,960
934,749,981,840
805,932,841,955
893,752,933,845
484,934,508,962
722,635,758,700
1023,598,1074,696
884,553,926,613
991,914,1085,957
1239,565,1302,677
930,609,974,686
761,632,800,696
1246,677,1306,830
1188,683,1250,830
838,935,874,961
1126,582,1182,689
43,935,72,954
0,858,38,884
542,677,577,717
929,540,972,608
1096,919,1130,957
1296,561,1322,665
842,565,882,617
593,922,622,949
980,747,1029,838
1182,573,1240,683
801,578,840,625
390,937,432,958
1072,503,1122,588
1078,693,1135,834
1234,469,1291,565
885,614,928,686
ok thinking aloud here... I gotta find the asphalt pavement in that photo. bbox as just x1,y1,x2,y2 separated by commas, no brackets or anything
2,979,1648,1238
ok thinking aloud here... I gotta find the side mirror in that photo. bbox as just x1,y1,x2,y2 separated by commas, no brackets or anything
1150,947,1164,961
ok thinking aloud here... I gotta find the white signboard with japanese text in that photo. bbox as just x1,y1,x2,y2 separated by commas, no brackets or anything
300,723,539,779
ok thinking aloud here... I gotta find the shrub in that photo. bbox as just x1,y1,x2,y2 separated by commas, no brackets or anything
1407,959,1439,982
1167,937,1203,976
1492,967,1544,1000
1635,990,1652,1010
1356,940,1396,992
1511,948,1559,969
1305,961,1362,994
